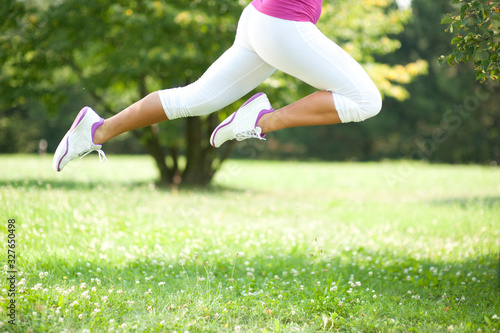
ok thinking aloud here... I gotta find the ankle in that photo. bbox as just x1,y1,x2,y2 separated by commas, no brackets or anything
93,121,106,145
257,112,276,134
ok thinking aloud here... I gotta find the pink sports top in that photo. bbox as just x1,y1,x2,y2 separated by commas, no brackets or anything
251,0,323,24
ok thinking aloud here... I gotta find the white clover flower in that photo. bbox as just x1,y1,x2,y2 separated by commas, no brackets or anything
158,282,165,286
39,272,45,279
80,283,86,289
126,300,134,305
330,286,338,292
373,294,377,299
78,314,84,320
91,287,97,292
368,271,373,276
147,306,152,312
70,301,79,307
32,311,37,317
117,289,123,294
18,278,26,286
160,320,166,325
59,318,64,323
101,296,108,303
32,283,42,291
96,268,101,273
492,314,499,320
355,281,361,287
55,308,61,315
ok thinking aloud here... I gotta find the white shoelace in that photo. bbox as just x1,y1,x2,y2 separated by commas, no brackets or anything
79,148,108,163
235,129,266,141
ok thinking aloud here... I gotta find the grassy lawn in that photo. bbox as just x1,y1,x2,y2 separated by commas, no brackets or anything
0,154,499,332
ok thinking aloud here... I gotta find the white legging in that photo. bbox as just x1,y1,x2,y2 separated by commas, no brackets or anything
159,5,382,123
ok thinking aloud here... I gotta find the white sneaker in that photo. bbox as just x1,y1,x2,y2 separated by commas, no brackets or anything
53,106,107,172
210,93,274,148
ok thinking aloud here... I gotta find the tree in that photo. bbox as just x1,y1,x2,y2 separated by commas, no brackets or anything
441,0,500,81
1,0,242,186
382,0,500,164
1,0,430,181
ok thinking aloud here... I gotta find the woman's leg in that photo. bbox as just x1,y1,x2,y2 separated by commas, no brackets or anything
257,90,340,134
93,5,275,145
93,92,166,144
246,6,382,132
92,43,274,144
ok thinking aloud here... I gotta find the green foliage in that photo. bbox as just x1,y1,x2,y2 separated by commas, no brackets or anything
2,156,500,331
1,0,245,185
441,0,500,81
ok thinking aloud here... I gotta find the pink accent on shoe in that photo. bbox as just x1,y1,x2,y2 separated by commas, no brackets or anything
241,92,264,108
91,118,104,144
56,107,89,171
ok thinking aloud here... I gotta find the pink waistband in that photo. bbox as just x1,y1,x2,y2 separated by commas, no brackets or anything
251,0,323,24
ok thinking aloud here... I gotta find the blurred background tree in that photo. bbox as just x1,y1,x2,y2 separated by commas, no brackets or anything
441,0,500,81
1,0,497,186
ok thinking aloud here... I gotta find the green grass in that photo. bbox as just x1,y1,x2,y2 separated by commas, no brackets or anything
1,154,499,332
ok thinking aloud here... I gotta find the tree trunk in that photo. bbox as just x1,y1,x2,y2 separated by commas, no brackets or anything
183,117,212,185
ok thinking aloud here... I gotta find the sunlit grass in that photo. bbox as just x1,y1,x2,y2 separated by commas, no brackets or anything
0,155,499,332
